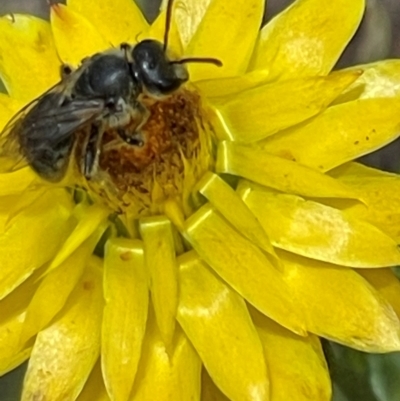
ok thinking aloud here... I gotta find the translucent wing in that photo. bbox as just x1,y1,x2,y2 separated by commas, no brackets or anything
0,85,106,181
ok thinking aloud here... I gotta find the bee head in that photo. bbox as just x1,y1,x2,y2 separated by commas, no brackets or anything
131,39,189,96
130,0,222,97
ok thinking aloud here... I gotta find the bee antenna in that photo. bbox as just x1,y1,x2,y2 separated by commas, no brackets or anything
163,0,175,53
171,57,223,67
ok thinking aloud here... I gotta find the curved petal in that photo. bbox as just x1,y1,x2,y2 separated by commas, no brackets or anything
48,203,109,272
330,161,393,179
260,98,400,172
174,0,211,48
196,70,270,99
140,217,178,347
130,312,201,401
196,172,278,264
240,183,400,268
0,189,73,300
211,70,361,143
358,269,400,320
250,0,365,79
0,345,31,377
0,267,44,326
178,251,269,401
335,60,400,103
251,308,331,401
217,142,360,200
21,259,103,401
67,0,148,45
51,4,110,66
0,15,60,102
185,0,264,81
201,370,230,401
0,169,37,197
183,204,305,335
102,239,148,401
2,188,46,224
329,163,400,242
281,250,400,352
20,236,98,345
0,269,42,374
0,195,22,233
77,360,110,401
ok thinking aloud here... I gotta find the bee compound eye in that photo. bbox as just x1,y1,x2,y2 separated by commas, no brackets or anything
147,60,157,70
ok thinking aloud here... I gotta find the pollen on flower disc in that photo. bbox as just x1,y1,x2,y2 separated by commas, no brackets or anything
84,89,214,216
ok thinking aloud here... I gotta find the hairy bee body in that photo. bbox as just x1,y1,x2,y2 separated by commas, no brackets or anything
0,2,219,184
0,47,148,181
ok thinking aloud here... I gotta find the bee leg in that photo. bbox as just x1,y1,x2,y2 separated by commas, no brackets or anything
117,129,145,147
83,124,104,179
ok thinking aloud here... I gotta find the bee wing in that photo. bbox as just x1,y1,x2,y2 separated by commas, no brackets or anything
0,89,105,177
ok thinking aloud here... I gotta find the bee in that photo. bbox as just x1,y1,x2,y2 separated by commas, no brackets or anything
0,0,221,182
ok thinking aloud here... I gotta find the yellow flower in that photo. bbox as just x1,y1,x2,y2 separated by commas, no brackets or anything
0,0,400,400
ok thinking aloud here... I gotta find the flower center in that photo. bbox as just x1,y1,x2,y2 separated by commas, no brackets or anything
85,88,214,217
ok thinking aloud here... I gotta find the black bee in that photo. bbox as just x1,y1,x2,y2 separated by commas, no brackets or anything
0,0,221,182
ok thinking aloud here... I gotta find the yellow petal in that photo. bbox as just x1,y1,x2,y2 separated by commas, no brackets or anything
329,163,400,242
51,4,110,66
48,203,109,272
174,0,211,48
130,311,201,401
201,370,230,401
0,267,43,326
335,60,400,103
211,70,361,143
20,236,98,345
0,15,60,102
240,183,400,268
0,195,21,233
250,0,365,79
0,269,43,374
147,10,182,57
358,269,400,320
281,250,400,352
261,98,400,172
140,217,178,347
102,239,148,401
0,93,24,131
196,70,269,98
251,308,331,401
330,161,392,179
177,251,269,401
0,345,31,377
67,0,148,45
185,0,264,80
3,187,47,225
78,360,111,401
0,169,37,196
22,259,103,401
196,171,278,264
183,204,305,335
0,189,73,300
217,142,360,200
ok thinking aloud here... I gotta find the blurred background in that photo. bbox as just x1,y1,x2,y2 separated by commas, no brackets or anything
1,0,400,400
